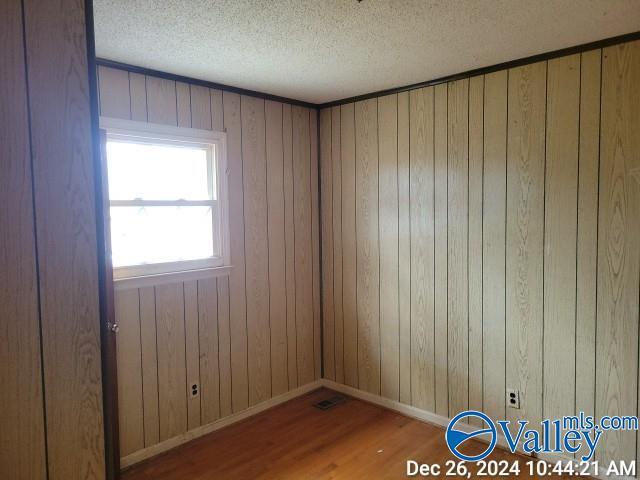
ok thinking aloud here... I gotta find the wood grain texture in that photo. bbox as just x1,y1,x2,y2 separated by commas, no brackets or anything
293,106,315,385
355,98,381,395
378,94,399,401
184,281,202,430
129,73,147,121
223,91,249,412
341,103,358,388
482,70,508,422
242,95,272,405
190,85,212,130
139,287,160,446
447,79,469,418
121,388,570,480
23,0,106,476
265,100,289,395
115,289,144,456
433,83,448,417
0,2,46,475
543,54,580,423
310,110,322,380
468,75,484,420
409,87,435,412
98,66,130,119
331,106,345,384
282,103,299,389
397,91,411,406
198,278,221,424
210,89,224,131
217,277,233,418
320,108,335,380
506,61,546,432
596,40,640,465
155,283,188,441
575,49,601,424
176,82,192,128
146,76,177,125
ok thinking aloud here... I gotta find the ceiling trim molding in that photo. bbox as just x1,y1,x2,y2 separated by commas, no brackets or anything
96,58,319,109
98,30,640,110
319,30,640,108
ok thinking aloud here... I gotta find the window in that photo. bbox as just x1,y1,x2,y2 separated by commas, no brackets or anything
100,118,229,279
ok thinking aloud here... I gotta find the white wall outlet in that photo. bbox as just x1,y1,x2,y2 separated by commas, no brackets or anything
507,388,520,409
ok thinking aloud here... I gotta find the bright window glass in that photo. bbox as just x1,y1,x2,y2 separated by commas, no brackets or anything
106,137,221,271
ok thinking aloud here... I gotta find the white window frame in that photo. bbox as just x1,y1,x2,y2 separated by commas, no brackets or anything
100,117,230,281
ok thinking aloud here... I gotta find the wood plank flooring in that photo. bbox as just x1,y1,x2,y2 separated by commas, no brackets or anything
122,388,568,479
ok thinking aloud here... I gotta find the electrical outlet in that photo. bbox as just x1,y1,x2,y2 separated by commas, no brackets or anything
190,383,200,398
506,388,520,409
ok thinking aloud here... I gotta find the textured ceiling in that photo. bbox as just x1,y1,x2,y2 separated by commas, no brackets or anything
94,0,640,104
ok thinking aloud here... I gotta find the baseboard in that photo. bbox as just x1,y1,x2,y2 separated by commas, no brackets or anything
320,380,631,480
121,379,324,469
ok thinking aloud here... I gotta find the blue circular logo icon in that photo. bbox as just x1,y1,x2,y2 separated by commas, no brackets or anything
445,411,497,462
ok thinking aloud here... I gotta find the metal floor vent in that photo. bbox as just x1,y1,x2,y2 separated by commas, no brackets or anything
313,395,346,410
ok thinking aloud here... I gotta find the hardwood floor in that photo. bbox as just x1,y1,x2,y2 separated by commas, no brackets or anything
122,388,568,479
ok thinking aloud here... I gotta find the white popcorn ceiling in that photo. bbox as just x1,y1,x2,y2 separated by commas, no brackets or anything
94,0,640,104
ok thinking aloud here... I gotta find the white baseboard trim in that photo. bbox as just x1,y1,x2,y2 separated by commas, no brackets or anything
121,379,324,469
320,380,630,480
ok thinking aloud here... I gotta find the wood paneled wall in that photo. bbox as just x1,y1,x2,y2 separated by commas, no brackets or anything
2,1,106,479
97,67,321,459
320,40,640,465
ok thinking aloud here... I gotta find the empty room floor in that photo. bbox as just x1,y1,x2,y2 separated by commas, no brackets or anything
121,388,567,479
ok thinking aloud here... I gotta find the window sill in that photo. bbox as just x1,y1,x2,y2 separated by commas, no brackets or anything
113,265,232,291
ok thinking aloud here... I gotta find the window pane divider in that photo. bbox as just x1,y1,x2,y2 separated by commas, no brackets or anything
110,199,216,207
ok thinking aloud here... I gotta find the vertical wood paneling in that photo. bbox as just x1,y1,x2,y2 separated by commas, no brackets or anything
355,98,380,395
217,277,233,417
341,103,358,388
447,79,469,417
293,106,315,385
505,61,546,431
242,95,272,405
307,109,322,380
0,3,46,474
98,66,130,119
223,92,249,412
266,100,288,395
115,289,144,456
596,41,640,465
482,70,508,421
210,89,224,131
397,91,411,405
378,94,399,400
543,54,580,423
198,278,220,424
139,287,159,446
155,283,187,441
433,83,449,417
575,49,601,424
146,76,177,125
282,103,298,389
184,281,201,430
23,0,106,476
176,82,192,127
129,73,147,121
409,87,435,412
320,108,335,381
331,106,345,384
190,85,212,130
468,76,484,420
310,111,322,379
